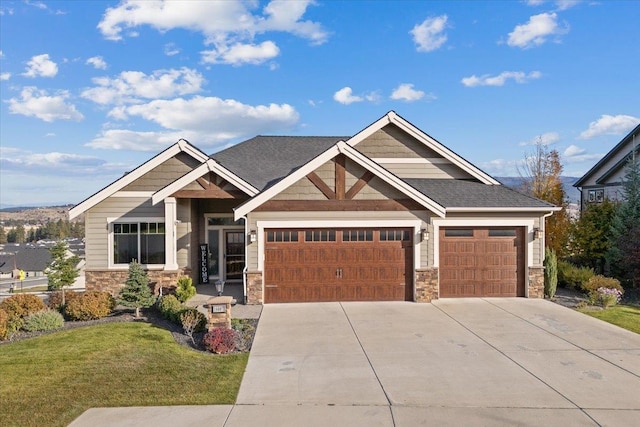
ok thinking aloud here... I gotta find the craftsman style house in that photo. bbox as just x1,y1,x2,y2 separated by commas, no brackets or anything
70,112,558,304
574,123,640,210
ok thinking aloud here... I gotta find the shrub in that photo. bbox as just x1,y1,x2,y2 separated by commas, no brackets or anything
232,318,256,352
64,291,115,321
0,309,8,341
117,261,156,318
175,276,196,303
544,248,558,299
47,290,80,312
158,294,183,323
0,294,46,334
179,308,206,345
582,275,623,305
558,261,594,290
22,309,65,332
203,328,237,354
597,287,623,308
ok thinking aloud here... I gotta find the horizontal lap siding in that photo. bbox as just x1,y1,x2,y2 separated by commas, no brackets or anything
357,126,442,158
122,153,202,191
379,163,475,180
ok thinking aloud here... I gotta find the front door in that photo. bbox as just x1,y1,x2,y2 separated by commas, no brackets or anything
225,231,245,281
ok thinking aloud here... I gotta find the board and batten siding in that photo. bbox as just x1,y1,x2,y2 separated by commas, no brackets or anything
122,152,202,192
85,197,164,269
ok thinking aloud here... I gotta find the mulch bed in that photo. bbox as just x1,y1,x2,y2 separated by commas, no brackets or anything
2,308,258,354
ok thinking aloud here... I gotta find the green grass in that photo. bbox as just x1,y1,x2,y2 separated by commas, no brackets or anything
579,304,640,334
0,322,248,427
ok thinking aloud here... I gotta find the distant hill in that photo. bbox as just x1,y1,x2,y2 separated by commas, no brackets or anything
0,205,82,226
496,176,580,203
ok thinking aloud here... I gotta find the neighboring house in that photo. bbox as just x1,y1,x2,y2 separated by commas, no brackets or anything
70,111,559,304
574,123,640,210
0,246,51,278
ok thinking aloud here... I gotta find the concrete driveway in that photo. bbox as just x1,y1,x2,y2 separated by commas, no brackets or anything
232,299,640,426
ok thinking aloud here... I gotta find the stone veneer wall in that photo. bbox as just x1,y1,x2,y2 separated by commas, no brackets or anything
85,269,184,296
415,268,438,302
528,266,544,298
246,271,263,304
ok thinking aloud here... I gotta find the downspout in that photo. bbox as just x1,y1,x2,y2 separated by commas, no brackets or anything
242,215,248,305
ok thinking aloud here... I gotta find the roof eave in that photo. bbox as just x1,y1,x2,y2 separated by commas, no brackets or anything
445,206,562,213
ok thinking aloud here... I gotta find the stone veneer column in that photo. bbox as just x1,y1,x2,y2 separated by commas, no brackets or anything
415,268,439,302
246,271,263,304
528,266,544,298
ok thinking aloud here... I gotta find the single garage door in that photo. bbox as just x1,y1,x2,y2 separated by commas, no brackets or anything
439,227,525,298
264,228,413,303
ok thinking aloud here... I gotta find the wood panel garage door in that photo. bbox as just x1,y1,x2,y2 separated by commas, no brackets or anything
264,228,413,303
439,227,525,298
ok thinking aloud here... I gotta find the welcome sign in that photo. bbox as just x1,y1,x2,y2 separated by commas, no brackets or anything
199,244,209,284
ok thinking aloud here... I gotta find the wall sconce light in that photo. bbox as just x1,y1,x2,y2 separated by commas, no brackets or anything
420,229,429,242
533,228,542,239
249,230,257,243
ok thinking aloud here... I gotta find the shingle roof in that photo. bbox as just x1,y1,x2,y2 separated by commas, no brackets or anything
404,179,556,209
211,136,347,191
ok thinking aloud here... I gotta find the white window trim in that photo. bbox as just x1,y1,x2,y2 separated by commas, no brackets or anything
107,216,166,270
203,213,246,281
256,219,422,272
432,218,535,269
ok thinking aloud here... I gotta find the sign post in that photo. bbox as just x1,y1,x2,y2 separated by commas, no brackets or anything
19,269,25,292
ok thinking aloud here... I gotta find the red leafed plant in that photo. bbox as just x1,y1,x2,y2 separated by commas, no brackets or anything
203,328,237,354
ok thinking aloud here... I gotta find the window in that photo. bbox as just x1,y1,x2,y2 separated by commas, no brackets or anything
444,229,474,237
113,222,165,265
488,229,517,237
305,230,336,242
343,229,373,242
380,229,410,241
207,217,244,226
267,230,299,242
588,189,605,203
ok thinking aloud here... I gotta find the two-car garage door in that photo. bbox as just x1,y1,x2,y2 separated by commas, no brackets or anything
264,228,413,303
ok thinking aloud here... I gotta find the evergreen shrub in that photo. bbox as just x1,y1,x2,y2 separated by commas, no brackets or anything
22,309,65,332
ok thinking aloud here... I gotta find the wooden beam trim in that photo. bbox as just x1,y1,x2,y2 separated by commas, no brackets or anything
254,199,423,212
306,172,336,199
196,177,210,190
335,155,346,200
345,171,376,200
171,187,244,199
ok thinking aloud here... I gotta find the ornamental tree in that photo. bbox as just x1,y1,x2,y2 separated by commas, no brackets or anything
117,261,156,317
46,241,80,306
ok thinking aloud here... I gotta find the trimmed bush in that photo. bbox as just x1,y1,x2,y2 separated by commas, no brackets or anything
0,309,8,341
158,294,183,323
47,290,80,312
558,261,594,290
175,276,196,303
203,328,237,354
0,294,46,334
64,291,115,321
232,318,256,352
22,309,65,332
544,248,558,299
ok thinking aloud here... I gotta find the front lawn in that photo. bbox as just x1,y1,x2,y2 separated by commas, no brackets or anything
579,304,640,334
0,322,248,427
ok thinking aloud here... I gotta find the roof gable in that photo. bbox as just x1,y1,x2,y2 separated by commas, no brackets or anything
347,111,500,185
574,123,640,187
70,139,209,219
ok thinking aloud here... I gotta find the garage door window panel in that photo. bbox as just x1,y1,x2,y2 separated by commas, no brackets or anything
305,230,336,242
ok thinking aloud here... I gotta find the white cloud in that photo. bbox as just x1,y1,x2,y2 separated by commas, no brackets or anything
461,70,542,87
526,0,581,10
0,72,10,81
480,158,521,176
411,15,448,52
579,114,640,139
202,41,280,65
519,132,560,146
164,43,180,56
562,145,603,163
507,13,568,49
0,149,119,176
8,86,84,122
81,67,205,105
22,53,58,78
0,50,4,58
333,87,363,105
87,97,300,150
86,56,107,69
390,83,432,102
564,144,585,157
98,0,327,65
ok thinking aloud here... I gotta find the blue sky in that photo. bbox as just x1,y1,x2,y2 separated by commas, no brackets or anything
1,0,639,207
